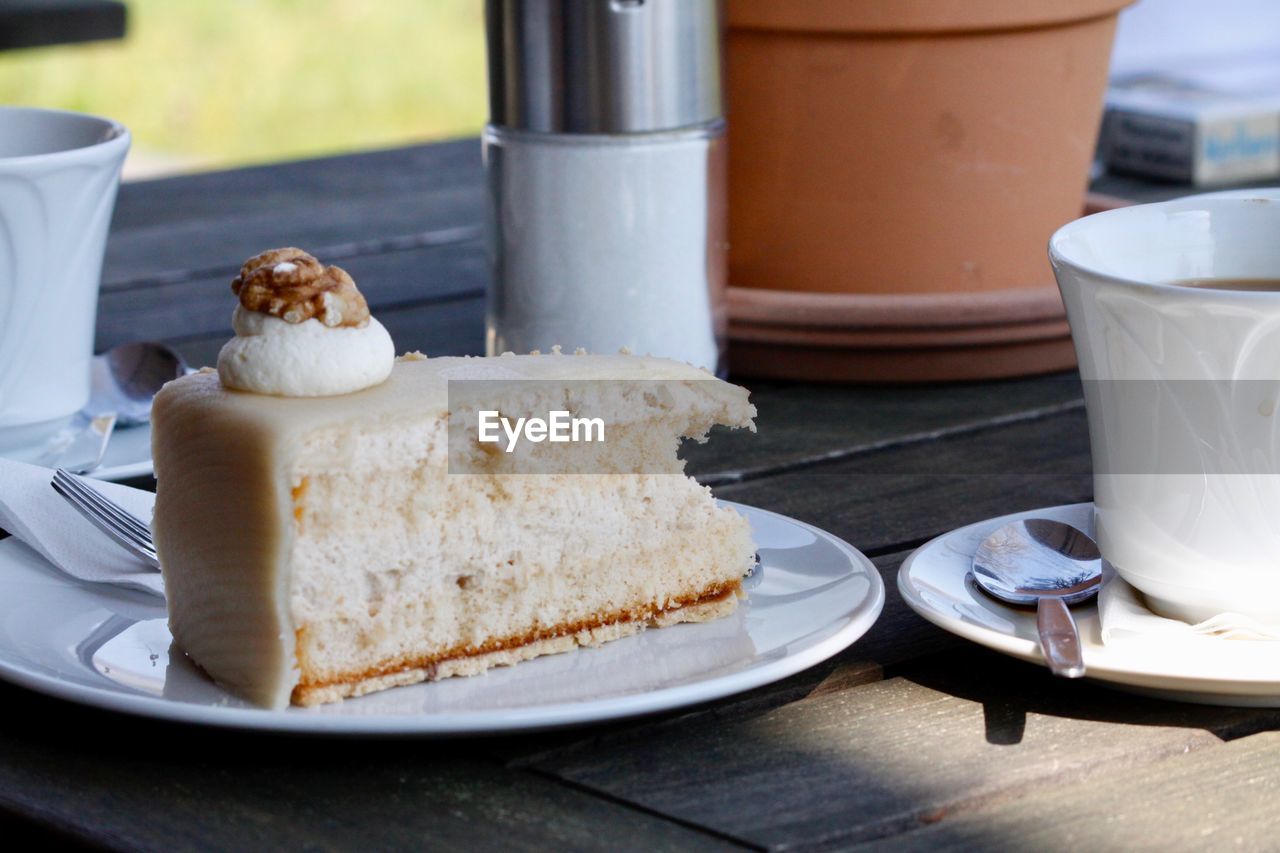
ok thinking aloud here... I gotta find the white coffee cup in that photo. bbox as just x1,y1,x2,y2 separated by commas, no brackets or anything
1051,189,1280,624
0,106,129,451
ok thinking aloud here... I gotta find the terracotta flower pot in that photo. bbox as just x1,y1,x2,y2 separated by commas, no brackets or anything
724,0,1134,381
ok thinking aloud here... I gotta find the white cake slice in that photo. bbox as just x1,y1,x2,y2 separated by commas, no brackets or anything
151,245,752,701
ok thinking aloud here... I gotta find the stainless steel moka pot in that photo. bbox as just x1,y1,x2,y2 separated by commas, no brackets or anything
483,0,727,375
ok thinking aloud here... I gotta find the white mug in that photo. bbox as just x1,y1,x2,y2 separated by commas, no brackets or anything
0,106,129,450
1051,190,1280,624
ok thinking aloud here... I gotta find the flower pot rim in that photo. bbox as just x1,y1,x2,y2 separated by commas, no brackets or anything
726,0,1136,35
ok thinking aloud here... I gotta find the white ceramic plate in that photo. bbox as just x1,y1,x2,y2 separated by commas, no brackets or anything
91,422,154,481
0,500,882,735
0,422,153,482
899,502,1280,706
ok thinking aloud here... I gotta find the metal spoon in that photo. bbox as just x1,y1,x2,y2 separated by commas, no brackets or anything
972,519,1102,678
39,342,189,473
85,342,189,424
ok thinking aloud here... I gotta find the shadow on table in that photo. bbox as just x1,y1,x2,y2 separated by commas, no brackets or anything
899,648,1280,748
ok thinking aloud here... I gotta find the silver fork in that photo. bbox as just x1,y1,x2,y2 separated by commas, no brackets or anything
50,468,160,569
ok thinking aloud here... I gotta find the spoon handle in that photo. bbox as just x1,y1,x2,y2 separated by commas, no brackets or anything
1036,597,1085,678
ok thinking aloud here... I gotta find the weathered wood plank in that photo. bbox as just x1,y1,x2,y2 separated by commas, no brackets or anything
710,403,1093,555
105,140,483,288
684,375,1083,485
97,240,485,349
0,0,125,51
528,651,1280,850
0,686,740,852
112,141,479,230
873,730,1280,852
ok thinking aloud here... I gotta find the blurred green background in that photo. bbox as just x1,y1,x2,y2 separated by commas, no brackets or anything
0,0,487,179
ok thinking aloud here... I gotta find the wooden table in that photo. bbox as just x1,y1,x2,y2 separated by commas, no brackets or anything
0,0,124,51
5,141,1280,849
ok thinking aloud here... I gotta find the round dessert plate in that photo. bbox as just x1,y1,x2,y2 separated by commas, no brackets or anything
91,422,154,481
0,422,153,482
0,500,882,735
900,502,1280,706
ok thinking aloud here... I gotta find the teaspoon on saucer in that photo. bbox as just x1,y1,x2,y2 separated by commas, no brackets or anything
971,519,1102,678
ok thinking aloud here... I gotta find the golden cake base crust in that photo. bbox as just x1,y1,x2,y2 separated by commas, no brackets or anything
292,582,742,706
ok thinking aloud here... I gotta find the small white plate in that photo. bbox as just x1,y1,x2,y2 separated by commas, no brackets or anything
0,422,153,482
92,422,154,481
0,500,882,735
899,502,1280,706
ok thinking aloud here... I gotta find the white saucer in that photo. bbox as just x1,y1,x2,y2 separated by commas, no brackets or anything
0,500,883,735
899,502,1280,706
0,422,153,482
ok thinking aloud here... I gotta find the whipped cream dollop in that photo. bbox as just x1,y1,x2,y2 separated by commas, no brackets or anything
218,306,394,396
216,248,395,396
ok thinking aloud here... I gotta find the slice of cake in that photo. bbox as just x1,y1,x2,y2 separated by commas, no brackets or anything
151,249,756,708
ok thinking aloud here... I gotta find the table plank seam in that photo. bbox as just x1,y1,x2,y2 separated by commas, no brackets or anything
528,713,1234,851
840,740,1243,851
102,224,483,293
517,640,1271,851
365,289,487,317
698,398,1086,488
112,136,479,198
519,764,766,851
0,792,133,851
500,641,935,779
865,730,1280,850
860,535,938,560
496,666,862,771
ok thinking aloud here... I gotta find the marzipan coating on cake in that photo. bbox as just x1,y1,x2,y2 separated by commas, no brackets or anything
151,370,300,708
152,353,756,708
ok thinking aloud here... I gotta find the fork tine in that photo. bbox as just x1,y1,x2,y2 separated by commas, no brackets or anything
51,470,161,569
51,475,158,557
53,469,153,542
50,486,154,562
53,469,152,541
52,474,157,557
51,480,160,568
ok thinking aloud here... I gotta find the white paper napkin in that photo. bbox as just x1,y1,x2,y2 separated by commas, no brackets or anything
1098,565,1280,645
0,458,163,597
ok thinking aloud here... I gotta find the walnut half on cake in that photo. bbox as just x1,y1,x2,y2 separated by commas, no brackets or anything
151,250,757,708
